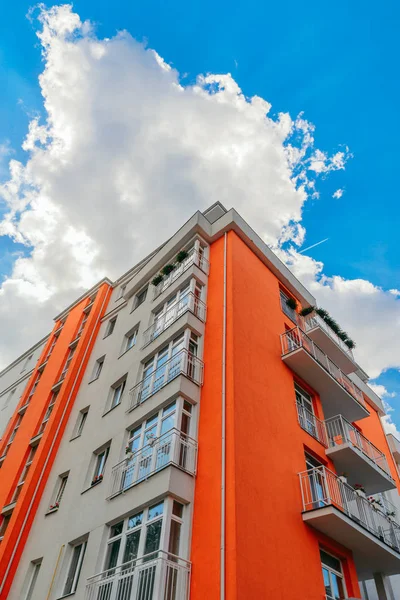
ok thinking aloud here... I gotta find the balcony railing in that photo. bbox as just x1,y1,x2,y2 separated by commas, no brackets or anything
325,415,393,478
299,467,400,553
128,349,204,411
302,312,354,359
142,294,206,348
108,429,197,498
296,403,328,447
281,327,366,408
154,248,209,299
85,550,190,600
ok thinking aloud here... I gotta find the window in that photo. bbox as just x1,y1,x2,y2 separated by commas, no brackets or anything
2,415,23,458
117,284,127,300
45,335,58,361
1,388,16,411
91,357,105,381
20,354,33,374
12,447,37,503
0,515,11,539
107,378,127,411
320,550,346,600
134,287,148,310
24,560,42,600
26,372,42,402
305,453,326,508
105,317,117,338
280,289,298,323
91,446,110,485
77,310,90,337
63,541,87,595
122,399,193,490
122,328,138,354
60,347,76,381
295,384,319,439
38,392,58,435
49,473,69,510
72,408,89,439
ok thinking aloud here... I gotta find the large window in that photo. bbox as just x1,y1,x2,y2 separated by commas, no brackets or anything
63,541,87,595
320,550,346,600
295,384,318,438
104,498,184,572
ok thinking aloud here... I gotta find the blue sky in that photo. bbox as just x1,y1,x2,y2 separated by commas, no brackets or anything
1,1,400,426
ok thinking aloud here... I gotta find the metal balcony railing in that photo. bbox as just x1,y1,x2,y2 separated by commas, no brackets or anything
108,429,197,498
85,550,190,600
128,349,204,411
154,248,210,299
299,467,400,553
281,327,366,408
296,403,328,447
325,415,393,478
302,312,354,358
142,293,206,348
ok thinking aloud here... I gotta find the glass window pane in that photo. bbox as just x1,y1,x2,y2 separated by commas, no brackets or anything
160,413,175,436
110,522,123,537
163,401,176,415
148,501,164,520
64,544,84,595
128,512,143,529
144,520,162,556
320,550,342,573
168,520,181,556
106,539,121,570
123,530,140,564
172,501,183,518
322,567,332,598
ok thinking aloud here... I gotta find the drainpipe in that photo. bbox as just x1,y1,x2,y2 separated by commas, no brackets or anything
0,287,111,596
220,232,227,600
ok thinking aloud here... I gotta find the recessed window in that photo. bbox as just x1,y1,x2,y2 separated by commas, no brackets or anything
72,408,89,440
117,284,126,300
90,445,110,486
122,328,138,354
2,388,16,411
106,378,127,412
133,287,147,310
38,392,58,435
0,514,11,539
60,347,76,381
20,354,33,374
49,473,69,511
91,356,105,381
320,549,346,600
12,446,37,503
24,560,42,600
105,317,117,338
63,541,87,595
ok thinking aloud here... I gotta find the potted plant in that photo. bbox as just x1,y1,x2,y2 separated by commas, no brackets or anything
387,510,396,519
368,496,383,511
286,297,298,311
354,484,366,497
49,502,59,511
161,264,175,277
92,474,103,486
176,250,189,263
299,306,315,317
152,274,163,286
338,473,348,484
125,446,134,458
345,339,355,349
146,432,157,447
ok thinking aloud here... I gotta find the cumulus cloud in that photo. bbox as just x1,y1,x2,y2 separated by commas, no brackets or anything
332,188,344,199
0,4,352,368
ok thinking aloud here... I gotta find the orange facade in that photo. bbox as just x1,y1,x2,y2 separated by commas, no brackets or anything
191,231,398,599
0,282,111,598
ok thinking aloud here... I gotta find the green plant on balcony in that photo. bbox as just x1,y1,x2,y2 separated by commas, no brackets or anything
299,305,315,317
309,307,356,350
286,297,298,311
161,264,175,277
176,249,189,263
152,274,163,287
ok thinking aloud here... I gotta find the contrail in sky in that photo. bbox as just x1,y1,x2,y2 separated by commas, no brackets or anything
299,238,329,254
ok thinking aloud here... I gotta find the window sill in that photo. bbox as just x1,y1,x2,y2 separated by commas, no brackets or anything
81,479,103,495
102,403,121,417
88,376,100,384
57,593,76,599
70,433,82,442
45,507,59,516
118,346,135,359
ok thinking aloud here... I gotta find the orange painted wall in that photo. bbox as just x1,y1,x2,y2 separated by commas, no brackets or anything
0,282,111,598
191,232,360,600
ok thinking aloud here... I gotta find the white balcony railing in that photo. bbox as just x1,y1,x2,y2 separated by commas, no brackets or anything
325,415,393,479
299,467,400,553
154,248,210,299
128,349,204,412
108,429,197,498
142,294,206,348
85,551,190,600
296,404,328,447
281,327,366,409
302,312,354,359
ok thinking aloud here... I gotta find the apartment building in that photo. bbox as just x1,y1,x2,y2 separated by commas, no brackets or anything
0,203,399,600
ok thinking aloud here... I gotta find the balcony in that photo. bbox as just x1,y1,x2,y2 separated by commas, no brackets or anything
281,328,369,422
301,312,356,374
142,294,206,348
296,403,328,447
325,416,395,494
128,349,204,412
153,248,209,299
299,467,400,579
387,433,400,464
108,429,197,499
85,551,190,600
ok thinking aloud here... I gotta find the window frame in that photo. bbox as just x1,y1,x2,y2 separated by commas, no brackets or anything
49,473,69,511
91,356,105,382
133,287,148,311
320,549,347,600
104,316,117,338
62,540,87,596
12,446,37,503
24,560,42,600
71,408,89,440
106,377,127,413
88,444,111,488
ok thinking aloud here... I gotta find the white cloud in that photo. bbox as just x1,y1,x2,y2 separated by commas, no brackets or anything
332,188,344,199
368,383,396,400
0,4,353,368
382,415,400,439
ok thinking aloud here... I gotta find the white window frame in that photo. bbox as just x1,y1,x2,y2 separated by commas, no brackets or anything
2,388,16,411
89,445,110,487
27,372,42,402
117,284,127,300
12,447,37,503
105,317,117,338
121,328,138,355
133,287,148,311
107,378,127,412
91,357,105,382
24,560,42,600
2,414,23,458
71,408,89,440
62,540,87,596
38,392,58,435
20,354,33,374
320,549,347,600
60,347,75,381
49,473,69,511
